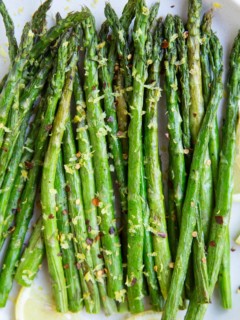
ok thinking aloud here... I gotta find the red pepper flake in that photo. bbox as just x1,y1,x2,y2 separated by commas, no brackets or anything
215,215,224,225
95,232,103,242
92,197,100,207
25,161,34,169
161,39,169,49
183,31,189,39
62,209,68,215
103,82,107,89
157,232,167,238
193,112,197,118
65,185,70,193
109,226,115,235
48,214,54,219
107,116,114,123
98,253,103,259
2,147,8,152
107,34,112,41
8,226,15,233
202,257,207,263
131,277,137,286
209,240,216,247
45,124,52,132
86,237,93,245
63,264,69,269
76,262,82,270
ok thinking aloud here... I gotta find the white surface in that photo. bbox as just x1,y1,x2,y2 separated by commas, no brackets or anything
0,0,240,319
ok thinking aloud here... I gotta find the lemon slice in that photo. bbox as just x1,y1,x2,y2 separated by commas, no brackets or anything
15,286,79,320
233,105,240,202
126,311,162,320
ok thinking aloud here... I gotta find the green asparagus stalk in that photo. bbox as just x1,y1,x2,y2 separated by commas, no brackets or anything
62,116,101,314
185,32,239,320
0,0,18,62
218,229,232,309
0,98,45,249
127,1,159,313
187,0,212,302
140,161,163,311
55,152,83,312
201,13,229,307
0,57,52,189
164,14,186,227
30,11,89,59
15,218,44,287
73,72,117,315
41,50,78,312
0,23,34,150
162,38,223,320
98,21,128,235
82,8,124,302
0,31,70,308
144,17,172,300
187,0,204,141
31,0,52,40
0,98,43,245
174,15,191,164
105,2,135,157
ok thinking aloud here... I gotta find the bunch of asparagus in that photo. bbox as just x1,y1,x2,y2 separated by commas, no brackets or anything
0,0,239,319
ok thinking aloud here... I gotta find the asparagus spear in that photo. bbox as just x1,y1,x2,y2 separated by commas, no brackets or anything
161,37,223,320
185,32,239,320
0,97,44,244
127,1,159,313
15,218,44,287
140,160,163,311
105,2,135,158
55,152,83,312
0,57,52,189
0,30,70,308
218,229,232,309
201,13,229,307
144,17,172,300
73,72,117,315
41,48,78,312
174,15,191,165
0,23,34,150
98,21,127,232
187,0,204,141
30,11,89,59
63,116,101,314
0,97,46,250
31,0,52,40
82,8,124,302
0,0,18,62
186,0,212,302
164,14,186,227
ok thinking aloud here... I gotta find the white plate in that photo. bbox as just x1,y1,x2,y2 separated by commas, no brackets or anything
0,0,240,319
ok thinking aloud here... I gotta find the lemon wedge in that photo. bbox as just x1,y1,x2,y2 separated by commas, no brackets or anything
126,311,162,320
15,285,79,320
233,105,240,202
